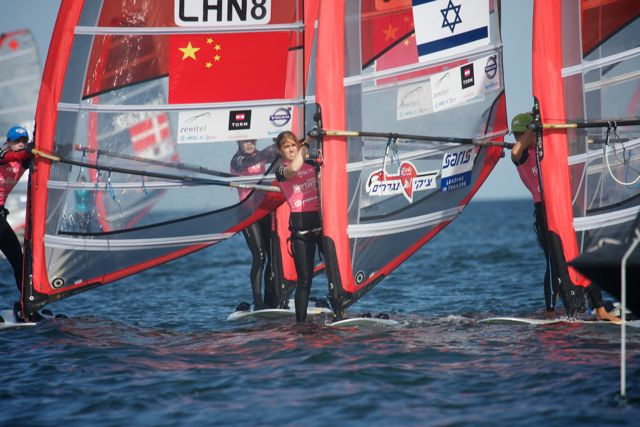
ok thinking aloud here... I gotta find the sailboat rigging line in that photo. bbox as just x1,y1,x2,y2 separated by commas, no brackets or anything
603,125,640,186
72,144,235,178
319,129,513,148
536,118,640,130
30,148,281,193
382,135,398,178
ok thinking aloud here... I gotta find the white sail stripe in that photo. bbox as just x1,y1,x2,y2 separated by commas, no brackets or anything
345,131,506,172
344,43,502,87
348,206,462,238
584,68,640,93
58,98,304,113
0,75,39,89
562,46,640,78
74,23,303,36
47,174,276,190
573,205,640,232
568,137,640,166
347,147,456,172
44,232,234,251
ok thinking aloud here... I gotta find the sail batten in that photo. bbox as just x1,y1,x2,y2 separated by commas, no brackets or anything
58,98,304,112
74,23,304,36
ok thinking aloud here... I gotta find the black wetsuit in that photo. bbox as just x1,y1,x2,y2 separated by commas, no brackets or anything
521,156,602,315
230,145,278,309
0,207,22,291
276,161,322,322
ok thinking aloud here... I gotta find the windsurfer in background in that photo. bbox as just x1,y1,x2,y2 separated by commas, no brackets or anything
275,131,325,323
0,125,39,322
510,112,619,323
230,139,279,310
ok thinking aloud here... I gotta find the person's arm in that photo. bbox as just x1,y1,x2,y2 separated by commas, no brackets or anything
511,135,534,165
0,148,32,164
282,140,309,180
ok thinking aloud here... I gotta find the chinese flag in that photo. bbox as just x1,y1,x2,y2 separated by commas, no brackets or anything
361,2,414,68
169,32,290,103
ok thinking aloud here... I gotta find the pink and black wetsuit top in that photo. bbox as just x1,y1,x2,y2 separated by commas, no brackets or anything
0,147,31,206
229,144,278,200
513,146,541,203
276,160,321,231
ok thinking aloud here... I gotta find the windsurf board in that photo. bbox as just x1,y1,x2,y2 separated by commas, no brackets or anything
328,317,399,327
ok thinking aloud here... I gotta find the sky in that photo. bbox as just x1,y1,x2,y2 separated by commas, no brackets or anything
0,0,533,200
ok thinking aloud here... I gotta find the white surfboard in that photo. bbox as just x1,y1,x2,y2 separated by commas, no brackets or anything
328,317,399,327
227,301,333,321
478,316,635,326
478,317,565,325
0,308,63,330
0,309,37,330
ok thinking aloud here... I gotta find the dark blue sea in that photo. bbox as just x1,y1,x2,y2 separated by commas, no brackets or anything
1,199,639,426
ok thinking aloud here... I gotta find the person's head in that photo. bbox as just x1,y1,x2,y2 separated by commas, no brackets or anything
6,125,28,152
511,112,535,144
237,139,257,154
275,131,299,162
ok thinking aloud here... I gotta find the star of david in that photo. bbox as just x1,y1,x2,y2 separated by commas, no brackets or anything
441,0,462,33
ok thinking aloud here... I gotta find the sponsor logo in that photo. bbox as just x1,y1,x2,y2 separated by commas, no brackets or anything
442,148,472,171
460,63,475,89
440,147,475,192
175,0,271,26
269,107,291,127
399,86,423,110
179,111,210,134
484,55,497,79
366,161,438,203
398,83,431,120
228,110,252,130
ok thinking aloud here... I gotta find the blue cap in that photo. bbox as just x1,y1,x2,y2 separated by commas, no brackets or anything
6,126,29,142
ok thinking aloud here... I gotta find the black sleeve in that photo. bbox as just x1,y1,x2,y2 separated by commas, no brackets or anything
257,144,279,164
512,147,530,166
275,163,287,182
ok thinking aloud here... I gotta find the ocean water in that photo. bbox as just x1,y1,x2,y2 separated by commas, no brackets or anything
1,199,639,426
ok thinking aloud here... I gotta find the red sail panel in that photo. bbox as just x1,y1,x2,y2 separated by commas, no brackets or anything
532,0,588,286
83,4,170,98
29,0,85,296
317,1,353,293
581,0,639,55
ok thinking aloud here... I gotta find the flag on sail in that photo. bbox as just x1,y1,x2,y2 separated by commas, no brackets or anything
129,113,177,161
412,0,490,62
168,33,289,103
361,5,414,67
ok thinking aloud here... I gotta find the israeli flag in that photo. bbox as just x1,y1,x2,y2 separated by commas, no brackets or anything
412,0,490,62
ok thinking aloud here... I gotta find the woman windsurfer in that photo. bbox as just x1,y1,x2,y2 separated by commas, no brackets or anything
274,131,325,323
230,139,279,310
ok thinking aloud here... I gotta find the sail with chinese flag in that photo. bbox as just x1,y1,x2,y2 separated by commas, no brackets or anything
20,0,304,319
